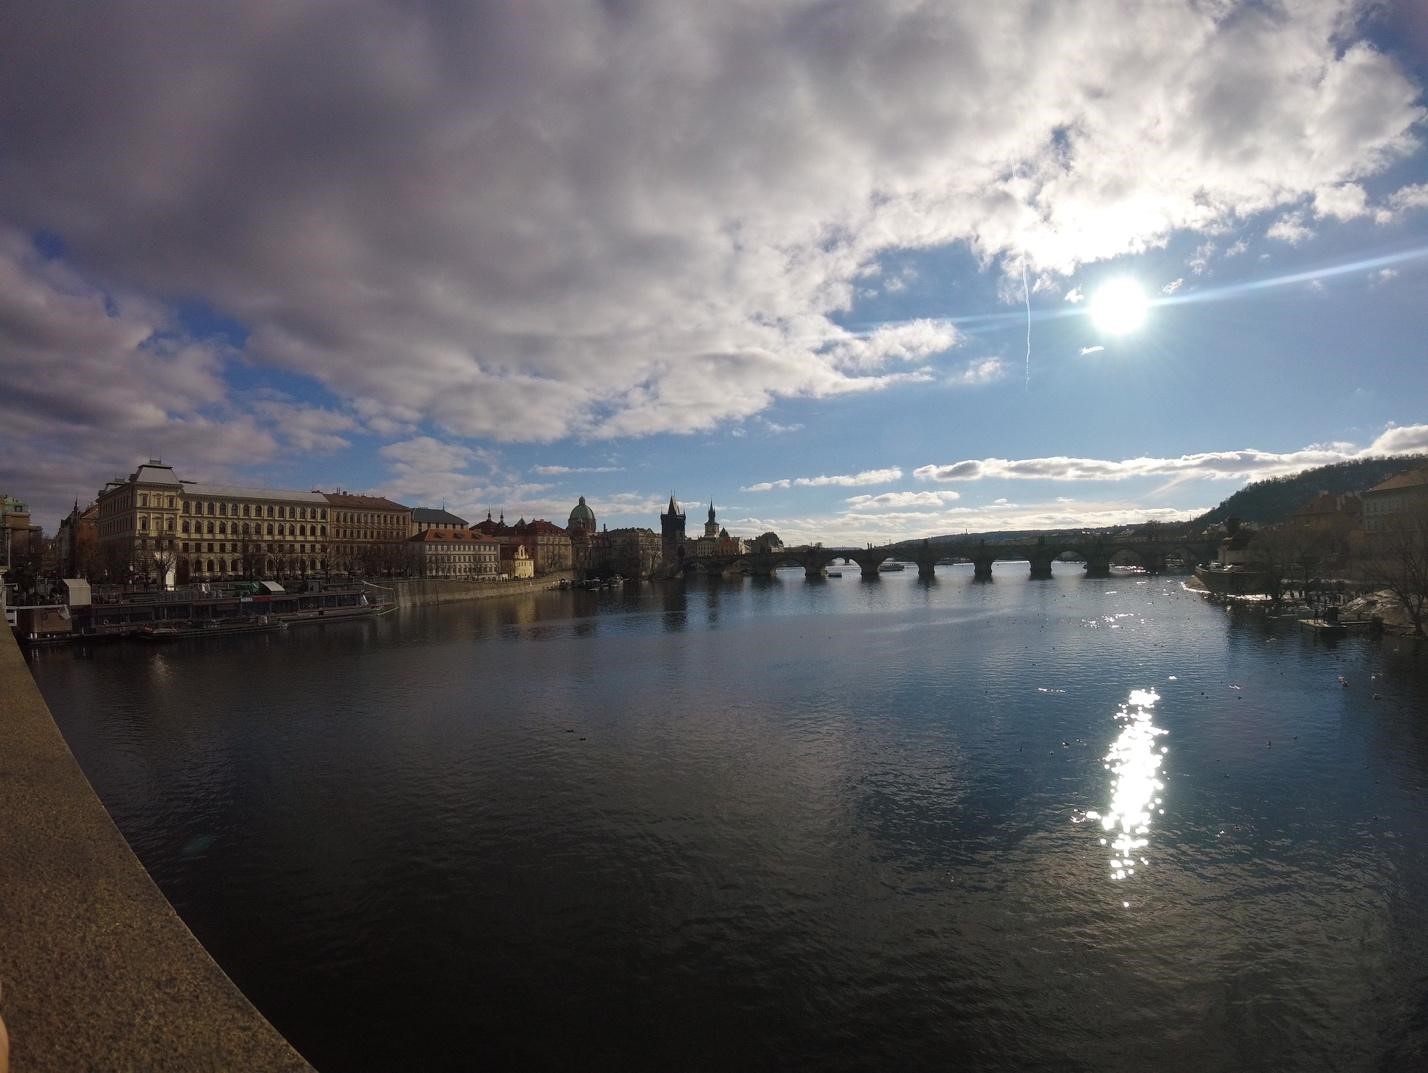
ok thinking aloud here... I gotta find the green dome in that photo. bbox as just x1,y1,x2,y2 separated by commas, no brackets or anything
568,495,596,531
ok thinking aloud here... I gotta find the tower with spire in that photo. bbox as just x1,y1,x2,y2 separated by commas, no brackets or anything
660,494,686,567
704,500,719,539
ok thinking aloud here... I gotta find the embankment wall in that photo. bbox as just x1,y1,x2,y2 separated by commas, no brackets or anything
0,628,314,1072
376,571,574,608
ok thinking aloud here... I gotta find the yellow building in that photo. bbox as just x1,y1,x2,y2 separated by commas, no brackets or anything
96,460,332,583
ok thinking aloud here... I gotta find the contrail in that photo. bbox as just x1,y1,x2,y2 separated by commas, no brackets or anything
1022,254,1032,389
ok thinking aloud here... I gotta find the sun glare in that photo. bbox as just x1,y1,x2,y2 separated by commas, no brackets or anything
1089,278,1150,336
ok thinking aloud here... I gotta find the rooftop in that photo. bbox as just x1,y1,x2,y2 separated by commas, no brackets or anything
411,507,469,526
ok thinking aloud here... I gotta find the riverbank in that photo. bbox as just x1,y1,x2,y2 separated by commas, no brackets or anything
0,627,314,1072
379,571,575,608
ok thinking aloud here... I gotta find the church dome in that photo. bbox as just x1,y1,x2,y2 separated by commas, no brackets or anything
568,495,596,533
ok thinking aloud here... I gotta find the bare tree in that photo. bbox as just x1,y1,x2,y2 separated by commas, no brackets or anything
1358,504,1428,636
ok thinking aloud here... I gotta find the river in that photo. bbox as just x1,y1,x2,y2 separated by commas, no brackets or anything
25,565,1428,1072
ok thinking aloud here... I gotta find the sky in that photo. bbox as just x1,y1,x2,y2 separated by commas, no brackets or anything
2,0,1427,546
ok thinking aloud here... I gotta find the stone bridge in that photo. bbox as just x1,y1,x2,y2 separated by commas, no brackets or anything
673,533,1218,581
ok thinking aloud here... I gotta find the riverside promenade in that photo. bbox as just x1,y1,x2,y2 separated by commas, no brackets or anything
0,627,314,1072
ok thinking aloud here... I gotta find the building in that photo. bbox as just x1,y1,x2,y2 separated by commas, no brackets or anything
1363,466,1428,534
55,501,100,578
694,501,722,558
325,492,412,576
568,496,597,570
94,461,185,582
95,460,333,583
471,512,574,575
592,526,662,578
660,495,686,569
2,494,43,569
510,543,534,578
406,528,502,579
410,507,469,536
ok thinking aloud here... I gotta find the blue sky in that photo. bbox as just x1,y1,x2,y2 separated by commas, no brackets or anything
1,1,1426,543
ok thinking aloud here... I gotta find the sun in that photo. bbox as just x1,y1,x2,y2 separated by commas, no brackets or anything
1089,278,1150,336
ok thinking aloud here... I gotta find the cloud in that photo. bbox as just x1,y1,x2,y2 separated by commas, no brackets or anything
0,224,290,524
1064,287,1085,304
1375,182,1428,223
0,1,1420,447
532,464,624,475
1189,241,1216,275
845,490,961,511
1079,345,1105,356
1313,182,1368,220
913,424,1428,484
1267,212,1314,245
1161,278,1184,295
746,499,1208,547
948,357,1006,386
745,467,903,492
253,398,359,453
1371,268,1398,285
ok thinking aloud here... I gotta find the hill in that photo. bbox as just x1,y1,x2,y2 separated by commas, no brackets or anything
1192,455,1428,528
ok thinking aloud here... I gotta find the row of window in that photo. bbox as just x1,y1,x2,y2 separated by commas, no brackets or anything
180,542,320,555
179,500,327,521
182,557,325,575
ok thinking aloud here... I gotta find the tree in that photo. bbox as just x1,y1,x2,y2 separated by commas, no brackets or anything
1358,504,1428,637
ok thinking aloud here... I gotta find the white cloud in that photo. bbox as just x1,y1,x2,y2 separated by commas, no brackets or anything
0,1,1419,446
948,358,1007,386
913,424,1428,484
745,467,904,493
1189,241,1216,275
1267,212,1314,245
1374,182,1428,223
1079,345,1105,356
1161,278,1184,295
532,464,624,475
845,490,962,511
1064,287,1085,304
1313,182,1368,220
1224,239,1248,258
1371,268,1399,285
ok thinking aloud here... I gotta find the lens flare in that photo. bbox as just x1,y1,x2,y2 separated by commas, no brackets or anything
1089,278,1149,335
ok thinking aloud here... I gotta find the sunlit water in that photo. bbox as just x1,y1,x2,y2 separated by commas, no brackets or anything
27,565,1428,1072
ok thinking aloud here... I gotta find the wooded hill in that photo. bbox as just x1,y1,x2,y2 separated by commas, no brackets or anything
1192,455,1427,528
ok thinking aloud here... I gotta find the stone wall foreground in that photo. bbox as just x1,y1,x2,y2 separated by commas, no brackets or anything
0,628,314,1073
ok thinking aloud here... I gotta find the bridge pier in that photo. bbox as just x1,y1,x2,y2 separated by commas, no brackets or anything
1029,555,1055,579
849,551,889,578
973,557,994,581
1084,556,1111,578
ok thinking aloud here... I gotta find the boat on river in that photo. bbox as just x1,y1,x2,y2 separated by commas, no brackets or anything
138,618,288,643
1193,563,1272,596
878,562,906,572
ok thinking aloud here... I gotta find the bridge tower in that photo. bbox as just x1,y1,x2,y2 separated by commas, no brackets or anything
661,494,686,569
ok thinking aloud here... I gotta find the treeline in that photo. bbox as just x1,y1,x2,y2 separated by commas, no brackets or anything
1193,455,1428,528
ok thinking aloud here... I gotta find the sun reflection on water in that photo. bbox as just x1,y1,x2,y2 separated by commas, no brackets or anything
1085,688,1166,901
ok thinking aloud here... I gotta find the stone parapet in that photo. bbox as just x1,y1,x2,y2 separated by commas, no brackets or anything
0,628,314,1073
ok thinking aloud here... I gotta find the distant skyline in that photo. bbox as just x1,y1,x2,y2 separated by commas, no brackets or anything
2,1,1426,543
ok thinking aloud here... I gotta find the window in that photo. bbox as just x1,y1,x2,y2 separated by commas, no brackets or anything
167,517,174,531
207,502,214,515
243,504,250,517
218,521,227,536
139,494,147,507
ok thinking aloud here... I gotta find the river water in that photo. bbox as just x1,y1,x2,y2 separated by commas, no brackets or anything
26,566,1428,1072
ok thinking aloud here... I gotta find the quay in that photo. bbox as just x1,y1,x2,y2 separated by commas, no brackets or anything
0,625,315,1071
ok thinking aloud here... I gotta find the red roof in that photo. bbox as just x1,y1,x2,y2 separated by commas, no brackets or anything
1367,466,1428,493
